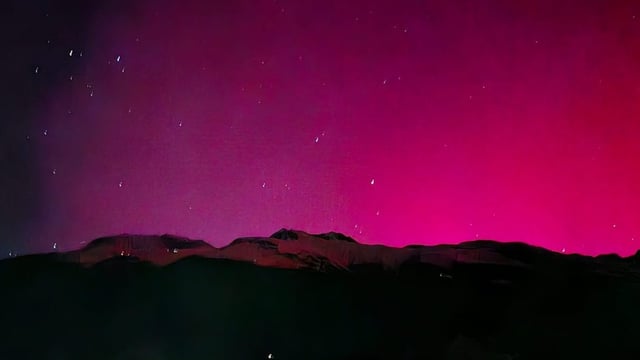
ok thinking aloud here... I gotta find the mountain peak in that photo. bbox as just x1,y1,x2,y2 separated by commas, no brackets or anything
269,228,357,243
270,228,299,240
312,231,358,243
82,233,211,251
65,233,215,266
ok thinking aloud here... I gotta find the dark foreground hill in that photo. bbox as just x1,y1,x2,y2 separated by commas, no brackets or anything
2,231,640,359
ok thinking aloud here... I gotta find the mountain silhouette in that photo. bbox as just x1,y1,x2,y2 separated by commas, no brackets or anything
49,229,639,281
3,230,640,359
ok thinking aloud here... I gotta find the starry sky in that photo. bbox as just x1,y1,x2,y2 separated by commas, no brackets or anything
3,0,640,257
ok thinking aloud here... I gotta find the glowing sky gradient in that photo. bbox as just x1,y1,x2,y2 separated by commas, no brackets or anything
15,0,640,256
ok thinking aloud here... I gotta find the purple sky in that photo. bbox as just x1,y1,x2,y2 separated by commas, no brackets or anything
15,0,640,256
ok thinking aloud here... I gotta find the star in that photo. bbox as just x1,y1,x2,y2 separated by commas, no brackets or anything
12,0,640,259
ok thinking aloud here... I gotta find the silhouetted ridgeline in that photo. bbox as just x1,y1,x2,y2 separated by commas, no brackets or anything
2,230,640,359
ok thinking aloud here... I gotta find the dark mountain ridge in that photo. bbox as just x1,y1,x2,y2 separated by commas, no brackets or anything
34,228,639,280
3,230,640,359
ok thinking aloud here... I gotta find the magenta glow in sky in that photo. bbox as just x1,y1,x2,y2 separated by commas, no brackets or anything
33,0,640,256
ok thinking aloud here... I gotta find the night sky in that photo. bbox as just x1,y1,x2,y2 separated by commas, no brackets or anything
3,0,640,257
